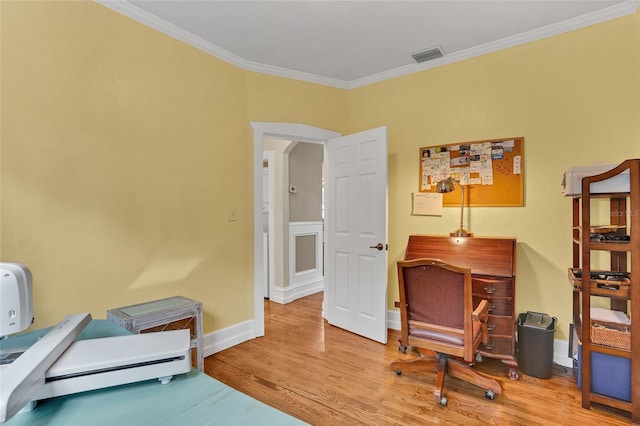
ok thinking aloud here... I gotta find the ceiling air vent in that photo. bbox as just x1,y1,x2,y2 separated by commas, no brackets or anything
411,46,444,63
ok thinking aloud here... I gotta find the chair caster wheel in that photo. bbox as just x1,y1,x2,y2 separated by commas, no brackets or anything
398,345,407,353
475,353,483,363
439,397,447,407
394,370,402,376
485,390,495,400
508,368,519,380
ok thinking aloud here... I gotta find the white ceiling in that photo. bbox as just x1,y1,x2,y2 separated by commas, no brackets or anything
99,1,639,89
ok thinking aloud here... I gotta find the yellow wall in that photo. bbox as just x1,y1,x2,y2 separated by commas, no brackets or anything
0,1,346,332
348,12,639,339
1,2,638,343
246,71,348,131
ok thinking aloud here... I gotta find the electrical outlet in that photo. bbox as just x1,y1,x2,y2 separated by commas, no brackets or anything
289,185,297,193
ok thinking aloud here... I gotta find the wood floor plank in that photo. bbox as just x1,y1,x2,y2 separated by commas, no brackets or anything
205,293,631,425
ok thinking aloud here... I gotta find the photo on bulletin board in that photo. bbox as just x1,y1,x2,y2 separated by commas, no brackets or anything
419,137,524,207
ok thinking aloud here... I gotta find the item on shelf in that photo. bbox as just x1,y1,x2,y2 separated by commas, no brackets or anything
588,225,627,234
568,268,631,298
577,343,631,403
590,307,632,324
584,308,632,351
591,320,631,351
562,164,630,196
569,268,631,285
589,232,630,242
569,268,630,282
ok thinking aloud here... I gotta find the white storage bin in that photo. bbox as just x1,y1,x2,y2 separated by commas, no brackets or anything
562,164,630,196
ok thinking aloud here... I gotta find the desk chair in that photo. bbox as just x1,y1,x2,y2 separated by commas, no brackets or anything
390,258,502,406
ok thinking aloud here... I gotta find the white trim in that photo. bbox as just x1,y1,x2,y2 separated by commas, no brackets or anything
97,0,640,90
349,0,640,89
264,151,276,300
94,0,349,89
387,308,401,332
203,320,256,357
553,339,573,369
268,281,324,305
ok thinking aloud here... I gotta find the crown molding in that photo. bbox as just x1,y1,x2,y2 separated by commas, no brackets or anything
96,0,639,90
350,0,640,88
95,0,350,89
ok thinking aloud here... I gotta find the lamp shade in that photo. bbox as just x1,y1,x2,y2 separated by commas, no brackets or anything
436,178,455,193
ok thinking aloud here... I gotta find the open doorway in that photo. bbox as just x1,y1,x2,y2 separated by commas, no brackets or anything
262,139,324,304
252,123,388,344
251,123,342,338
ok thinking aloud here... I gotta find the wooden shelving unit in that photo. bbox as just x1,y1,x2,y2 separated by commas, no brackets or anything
570,159,639,422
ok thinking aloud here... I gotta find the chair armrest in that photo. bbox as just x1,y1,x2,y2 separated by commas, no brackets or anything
472,299,489,322
472,299,490,345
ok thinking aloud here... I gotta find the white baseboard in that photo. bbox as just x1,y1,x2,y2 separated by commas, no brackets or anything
387,308,401,331
268,280,324,305
553,339,573,368
203,320,257,357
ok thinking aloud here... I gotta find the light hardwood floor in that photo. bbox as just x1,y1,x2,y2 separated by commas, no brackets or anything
205,293,631,425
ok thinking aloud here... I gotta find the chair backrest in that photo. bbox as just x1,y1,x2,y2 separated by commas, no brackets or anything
397,258,474,357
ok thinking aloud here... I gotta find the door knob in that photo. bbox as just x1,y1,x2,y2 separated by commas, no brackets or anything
369,243,385,251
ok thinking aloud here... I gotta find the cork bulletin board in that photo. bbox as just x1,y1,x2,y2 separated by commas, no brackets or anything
419,137,524,207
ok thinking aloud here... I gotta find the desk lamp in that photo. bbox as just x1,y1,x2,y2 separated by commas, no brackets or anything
436,177,473,237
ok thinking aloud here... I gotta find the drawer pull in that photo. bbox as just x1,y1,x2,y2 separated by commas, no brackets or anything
488,302,496,312
484,285,496,294
484,341,495,350
487,323,496,332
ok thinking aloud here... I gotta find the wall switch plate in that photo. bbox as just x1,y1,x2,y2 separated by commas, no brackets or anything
229,208,237,221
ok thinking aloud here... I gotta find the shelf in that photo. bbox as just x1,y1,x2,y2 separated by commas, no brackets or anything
571,240,630,250
590,343,631,358
570,158,639,423
567,268,631,298
590,393,632,412
588,242,631,252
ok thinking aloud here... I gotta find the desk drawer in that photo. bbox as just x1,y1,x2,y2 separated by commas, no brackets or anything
473,296,512,316
472,276,513,297
479,335,513,358
486,315,514,337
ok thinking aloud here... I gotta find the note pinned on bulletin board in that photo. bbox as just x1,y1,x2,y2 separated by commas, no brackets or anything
419,137,524,207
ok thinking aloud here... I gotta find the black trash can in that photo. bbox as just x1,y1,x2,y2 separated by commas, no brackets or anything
516,311,557,379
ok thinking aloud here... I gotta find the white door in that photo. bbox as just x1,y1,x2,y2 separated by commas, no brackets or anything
324,127,388,344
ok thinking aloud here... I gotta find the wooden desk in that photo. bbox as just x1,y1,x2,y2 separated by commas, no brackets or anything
107,296,204,371
404,235,518,378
